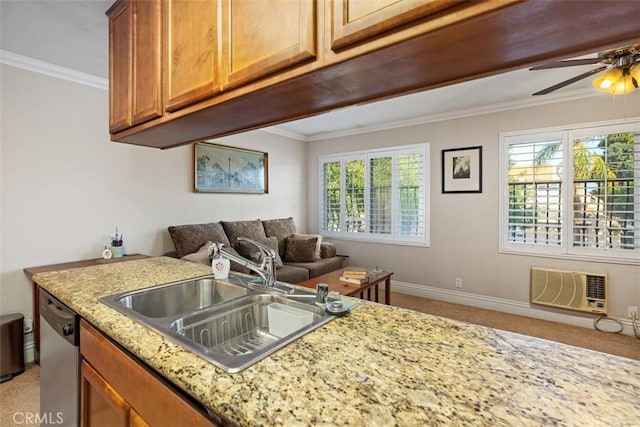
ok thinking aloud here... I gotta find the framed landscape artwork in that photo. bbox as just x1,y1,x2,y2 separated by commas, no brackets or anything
194,142,268,194
441,146,482,193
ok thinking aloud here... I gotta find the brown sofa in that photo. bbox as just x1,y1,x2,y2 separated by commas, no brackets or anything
167,217,343,283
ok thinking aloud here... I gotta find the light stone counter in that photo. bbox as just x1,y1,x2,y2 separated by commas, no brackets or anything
34,257,639,426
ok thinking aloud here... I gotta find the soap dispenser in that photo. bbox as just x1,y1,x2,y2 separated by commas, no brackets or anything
210,243,230,279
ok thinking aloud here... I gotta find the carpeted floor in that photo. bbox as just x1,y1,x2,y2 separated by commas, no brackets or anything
1,291,637,426
0,363,39,427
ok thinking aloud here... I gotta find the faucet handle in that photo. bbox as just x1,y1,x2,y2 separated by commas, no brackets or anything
208,242,224,258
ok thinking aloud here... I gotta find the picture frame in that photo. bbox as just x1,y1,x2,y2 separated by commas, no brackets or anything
441,146,482,193
194,142,268,194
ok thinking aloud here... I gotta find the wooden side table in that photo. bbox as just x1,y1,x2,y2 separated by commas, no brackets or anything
24,254,149,363
297,266,393,305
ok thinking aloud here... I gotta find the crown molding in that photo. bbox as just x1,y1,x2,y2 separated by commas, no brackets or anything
0,50,108,90
1,49,610,142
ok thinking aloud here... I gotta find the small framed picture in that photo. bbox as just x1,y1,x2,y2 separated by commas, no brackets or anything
194,142,268,194
441,146,482,193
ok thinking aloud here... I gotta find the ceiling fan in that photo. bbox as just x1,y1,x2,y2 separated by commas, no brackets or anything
531,44,640,96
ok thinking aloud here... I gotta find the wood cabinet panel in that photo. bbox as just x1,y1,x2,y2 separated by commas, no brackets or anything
331,0,460,50
131,0,162,125
108,1,132,132
165,0,222,112
107,0,162,132
223,0,316,89
81,360,131,426
80,320,217,426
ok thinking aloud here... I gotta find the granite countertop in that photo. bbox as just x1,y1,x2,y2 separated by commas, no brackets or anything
34,257,639,426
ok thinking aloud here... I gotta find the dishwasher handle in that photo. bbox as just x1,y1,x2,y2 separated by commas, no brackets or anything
39,288,79,346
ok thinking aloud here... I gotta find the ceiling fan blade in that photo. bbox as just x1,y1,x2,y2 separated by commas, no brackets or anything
530,58,609,70
532,65,609,96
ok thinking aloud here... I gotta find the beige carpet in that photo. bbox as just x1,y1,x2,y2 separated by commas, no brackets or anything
0,363,39,427
1,292,637,427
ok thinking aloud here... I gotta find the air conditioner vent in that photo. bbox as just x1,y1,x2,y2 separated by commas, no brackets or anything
586,275,606,300
531,267,607,314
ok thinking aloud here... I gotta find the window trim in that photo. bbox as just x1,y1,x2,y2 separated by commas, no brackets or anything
499,118,640,265
319,143,430,247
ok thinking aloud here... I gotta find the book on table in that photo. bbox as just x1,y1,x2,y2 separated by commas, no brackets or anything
341,270,367,279
339,274,369,284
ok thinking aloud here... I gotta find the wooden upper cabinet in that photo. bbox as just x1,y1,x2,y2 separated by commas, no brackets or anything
164,0,222,113
331,0,461,50
108,1,132,133
222,0,316,90
131,0,162,125
107,0,162,133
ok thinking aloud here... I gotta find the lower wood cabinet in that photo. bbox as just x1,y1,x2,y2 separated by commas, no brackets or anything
81,361,149,426
79,320,218,427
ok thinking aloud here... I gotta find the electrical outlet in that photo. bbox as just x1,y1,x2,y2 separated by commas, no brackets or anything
23,318,33,334
628,306,638,319
455,278,462,288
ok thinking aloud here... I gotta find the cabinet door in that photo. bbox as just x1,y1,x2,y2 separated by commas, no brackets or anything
108,1,132,133
81,360,131,427
108,0,162,132
222,0,316,89
165,0,222,112
131,0,162,125
331,0,460,50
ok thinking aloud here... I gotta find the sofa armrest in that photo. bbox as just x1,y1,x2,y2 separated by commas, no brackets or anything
320,242,337,259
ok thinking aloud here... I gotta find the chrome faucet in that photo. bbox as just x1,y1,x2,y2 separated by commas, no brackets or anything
213,237,277,288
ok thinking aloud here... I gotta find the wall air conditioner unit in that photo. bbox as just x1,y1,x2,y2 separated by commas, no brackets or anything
530,267,607,314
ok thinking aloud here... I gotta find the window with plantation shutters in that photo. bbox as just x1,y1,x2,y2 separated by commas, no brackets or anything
319,143,429,246
500,120,640,264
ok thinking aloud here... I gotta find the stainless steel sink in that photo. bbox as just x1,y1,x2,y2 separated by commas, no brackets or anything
99,274,334,373
108,277,247,318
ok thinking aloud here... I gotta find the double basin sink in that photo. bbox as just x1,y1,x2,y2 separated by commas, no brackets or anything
99,275,334,373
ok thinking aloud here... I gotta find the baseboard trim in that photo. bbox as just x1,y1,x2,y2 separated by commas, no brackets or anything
390,280,637,337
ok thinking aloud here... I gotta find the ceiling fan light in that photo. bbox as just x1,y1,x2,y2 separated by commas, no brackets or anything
609,74,636,95
592,68,623,92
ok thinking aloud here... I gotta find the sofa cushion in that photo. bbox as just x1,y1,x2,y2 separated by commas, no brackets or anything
221,219,267,249
262,217,297,257
284,257,344,279
283,235,318,263
168,222,231,258
320,242,337,259
235,236,283,269
274,265,309,283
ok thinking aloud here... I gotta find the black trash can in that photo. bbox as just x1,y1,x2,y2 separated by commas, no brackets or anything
0,313,25,382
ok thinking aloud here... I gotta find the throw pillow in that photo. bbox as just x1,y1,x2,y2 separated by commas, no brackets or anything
235,236,283,269
262,217,297,257
168,222,231,258
221,219,267,249
180,241,213,265
284,235,318,263
179,241,251,274
292,233,323,260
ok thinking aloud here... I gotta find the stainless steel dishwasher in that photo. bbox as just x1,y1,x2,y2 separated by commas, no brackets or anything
39,288,80,426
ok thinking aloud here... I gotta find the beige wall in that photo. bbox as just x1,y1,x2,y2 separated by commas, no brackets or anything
2,62,638,346
0,65,307,326
307,95,640,324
